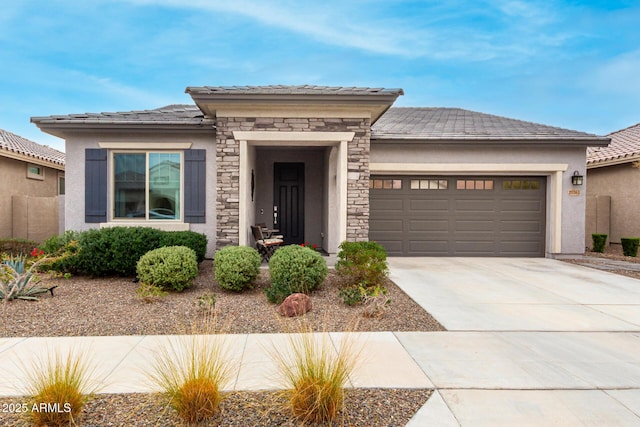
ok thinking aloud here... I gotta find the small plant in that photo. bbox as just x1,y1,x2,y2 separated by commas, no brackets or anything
339,283,392,317
196,293,217,313
592,234,608,253
621,238,640,257
147,336,233,424
136,246,198,292
335,241,388,287
272,325,360,424
1,254,50,301
266,245,328,304
136,282,168,303
24,349,96,427
214,246,261,292
361,285,391,318
300,242,320,251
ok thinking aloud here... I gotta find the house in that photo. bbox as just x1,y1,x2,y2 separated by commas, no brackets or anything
586,122,640,246
0,128,65,242
31,85,609,258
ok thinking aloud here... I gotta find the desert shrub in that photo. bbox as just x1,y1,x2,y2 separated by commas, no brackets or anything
39,231,82,255
214,246,261,292
272,326,359,424
196,293,217,313
621,238,640,257
592,234,608,253
266,245,328,304
159,231,208,263
25,349,96,427
0,238,39,256
147,336,233,424
1,254,51,301
335,241,388,287
136,246,198,292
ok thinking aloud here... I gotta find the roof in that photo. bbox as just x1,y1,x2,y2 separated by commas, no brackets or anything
587,122,640,167
186,85,403,96
0,128,65,167
372,107,609,143
31,104,207,126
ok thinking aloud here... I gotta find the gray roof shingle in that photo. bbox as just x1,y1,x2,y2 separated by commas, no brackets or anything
0,128,65,166
186,85,403,96
31,104,208,126
587,122,640,166
372,107,608,141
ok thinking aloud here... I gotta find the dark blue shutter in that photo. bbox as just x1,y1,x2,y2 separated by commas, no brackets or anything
85,148,107,223
184,149,206,223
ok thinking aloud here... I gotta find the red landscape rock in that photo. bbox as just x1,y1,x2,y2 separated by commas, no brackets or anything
277,293,312,317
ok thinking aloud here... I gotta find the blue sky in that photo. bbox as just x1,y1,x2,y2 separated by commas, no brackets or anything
1,0,639,152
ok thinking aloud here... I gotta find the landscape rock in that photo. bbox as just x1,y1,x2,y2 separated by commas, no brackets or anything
277,293,312,317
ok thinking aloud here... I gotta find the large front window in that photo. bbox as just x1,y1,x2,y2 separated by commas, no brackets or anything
113,152,182,220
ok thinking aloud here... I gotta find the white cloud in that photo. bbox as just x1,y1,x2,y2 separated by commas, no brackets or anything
584,49,640,97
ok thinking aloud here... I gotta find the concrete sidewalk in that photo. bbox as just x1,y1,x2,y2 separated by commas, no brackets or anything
0,332,432,396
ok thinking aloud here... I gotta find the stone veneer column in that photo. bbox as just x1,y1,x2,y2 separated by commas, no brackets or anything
214,116,371,249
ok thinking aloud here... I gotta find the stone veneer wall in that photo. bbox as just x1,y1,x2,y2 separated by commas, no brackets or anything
215,116,371,249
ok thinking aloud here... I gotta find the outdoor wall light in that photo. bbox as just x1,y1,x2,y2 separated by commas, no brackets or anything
571,170,584,186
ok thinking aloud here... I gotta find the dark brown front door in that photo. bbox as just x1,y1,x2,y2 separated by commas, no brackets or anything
274,163,305,245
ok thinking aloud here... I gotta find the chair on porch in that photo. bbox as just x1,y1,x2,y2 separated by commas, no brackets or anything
251,225,283,262
255,222,283,239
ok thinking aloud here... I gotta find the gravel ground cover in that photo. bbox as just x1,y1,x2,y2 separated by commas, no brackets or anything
1,261,440,425
0,261,445,337
562,244,640,279
0,388,432,426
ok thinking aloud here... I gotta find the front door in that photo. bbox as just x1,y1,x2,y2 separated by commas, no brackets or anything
274,162,305,245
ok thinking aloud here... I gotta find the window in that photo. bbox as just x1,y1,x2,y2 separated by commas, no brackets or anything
503,180,541,190
113,152,182,220
27,164,44,180
369,179,402,189
456,179,494,190
410,179,448,190
58,174,65,195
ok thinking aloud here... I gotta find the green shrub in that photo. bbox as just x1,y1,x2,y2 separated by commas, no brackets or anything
266,245,328,304
40,231,82,255
592,234,608,253
335,241,388,287
76,227,164,277
214,246,261,292
621,238,640,257
0,238,39,256
136,246,198,292
160,231,208,263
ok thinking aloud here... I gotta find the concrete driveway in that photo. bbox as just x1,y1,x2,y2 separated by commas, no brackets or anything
389,258,640,426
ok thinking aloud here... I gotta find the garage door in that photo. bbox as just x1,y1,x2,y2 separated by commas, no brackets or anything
369,176,546,257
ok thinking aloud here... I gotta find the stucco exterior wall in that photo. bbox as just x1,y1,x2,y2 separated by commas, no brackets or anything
587,163,640,243
63,132,217,257
370,143,588,255
0,155,61,240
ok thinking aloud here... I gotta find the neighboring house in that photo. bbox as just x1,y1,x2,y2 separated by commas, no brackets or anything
0,128,65,242
586,122,640,246
31,85,609,258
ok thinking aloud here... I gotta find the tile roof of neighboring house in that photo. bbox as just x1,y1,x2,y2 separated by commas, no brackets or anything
31,104,209,126
186,85,403,96
372,107,608,142
0,128,65,166
587,122,640,167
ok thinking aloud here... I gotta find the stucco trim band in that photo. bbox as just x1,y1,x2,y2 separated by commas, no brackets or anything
98,142,193,149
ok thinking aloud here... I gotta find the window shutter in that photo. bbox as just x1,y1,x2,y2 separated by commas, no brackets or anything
184,149,206,223
85,148,108,223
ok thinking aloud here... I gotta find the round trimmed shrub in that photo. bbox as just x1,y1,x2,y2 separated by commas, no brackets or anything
266,245,328,304
137,246,198,292
214,246,261,292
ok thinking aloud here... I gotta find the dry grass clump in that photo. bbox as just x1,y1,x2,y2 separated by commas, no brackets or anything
147,334,234,424
24,349,96,427
272,323,361,424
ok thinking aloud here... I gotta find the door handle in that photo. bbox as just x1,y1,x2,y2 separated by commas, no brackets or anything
273,205,278,225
